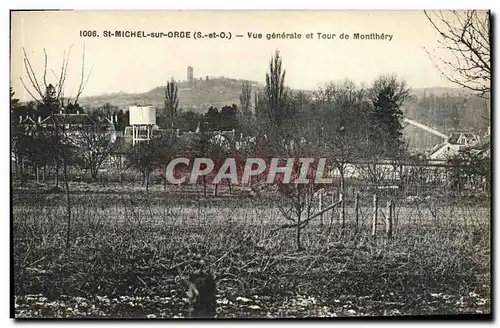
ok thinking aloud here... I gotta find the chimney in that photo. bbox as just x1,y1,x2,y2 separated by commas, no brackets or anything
19,116,22,123
76,110,79,115
38,116,41,123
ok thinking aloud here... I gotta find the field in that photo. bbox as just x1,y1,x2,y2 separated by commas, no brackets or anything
12,183,491,318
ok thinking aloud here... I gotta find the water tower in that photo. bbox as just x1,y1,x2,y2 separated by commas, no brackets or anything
129,105,156,145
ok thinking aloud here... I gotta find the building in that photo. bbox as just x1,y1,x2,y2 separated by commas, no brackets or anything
187,66,194,86
127,105,157,145
13,112,118,152
429,132,481,160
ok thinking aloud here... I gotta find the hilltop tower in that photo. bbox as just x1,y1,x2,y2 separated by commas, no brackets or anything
187,66,194,87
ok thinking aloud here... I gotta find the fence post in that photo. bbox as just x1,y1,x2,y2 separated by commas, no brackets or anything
355,193,359,231
305,192,310,220
391,201,396,231
371,194,378,237
330,192,336,228
386,200,393,239
319,193,323,227
339,192,345,230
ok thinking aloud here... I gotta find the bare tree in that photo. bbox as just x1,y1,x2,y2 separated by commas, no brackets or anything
318,80,367,191
424,10,491,97
19,44,91,249
77,119,116,181
317,80,370,230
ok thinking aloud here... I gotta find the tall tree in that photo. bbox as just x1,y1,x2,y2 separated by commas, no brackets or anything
34,83,61,118
264,50,287,129
254,90,267,135
367,74,411,159
239,82,253,135
239,82,252,116
204,106,220,131
318,80,369,209
164,79,180,128
115,109,128,132
424,10,491,97
255,50,327,251
220,104,238,131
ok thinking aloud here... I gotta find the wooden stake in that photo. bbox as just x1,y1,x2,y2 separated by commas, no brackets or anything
339,193,345,229
386,200,393,239
391,201,396,231
355,193,359,230
371,194,378,237
319,193,323,227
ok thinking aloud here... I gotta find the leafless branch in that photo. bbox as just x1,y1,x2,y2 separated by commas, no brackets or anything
271,200,342,232
43,48,48,90
22,48,44,100
73,43,91,105
424,10,490,97
18,77,42,104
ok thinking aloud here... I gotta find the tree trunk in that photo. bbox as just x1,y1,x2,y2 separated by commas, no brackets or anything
91,168,98,182
318,193,323,227
14,153,19,181
340,192,345,231
55,164,60,188
63,156,72,249
228,180,232,195
385,200,393,239
146,171,150,192
214,183,218,196
20,157,25,182
203,176,207,198
339,167,345,195
371,194,378,237
164,166,167,191
296,209,302,251
355,193,359,231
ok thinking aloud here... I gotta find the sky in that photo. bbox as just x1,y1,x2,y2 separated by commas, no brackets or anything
10,10,478,101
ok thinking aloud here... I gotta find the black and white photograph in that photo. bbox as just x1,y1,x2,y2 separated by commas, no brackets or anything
10,10,491,319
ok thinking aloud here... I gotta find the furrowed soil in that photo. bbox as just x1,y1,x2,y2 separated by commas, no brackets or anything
12,185,491,318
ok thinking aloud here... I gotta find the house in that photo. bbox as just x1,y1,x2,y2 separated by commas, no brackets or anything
39,112,117,144
469,139,491,158
429,132,481,160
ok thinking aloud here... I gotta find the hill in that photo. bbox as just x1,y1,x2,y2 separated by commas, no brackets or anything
77,81,489,151
80,81,473,112
79,77,263,113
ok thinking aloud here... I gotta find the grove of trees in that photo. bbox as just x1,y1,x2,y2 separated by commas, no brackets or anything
11,44,491,254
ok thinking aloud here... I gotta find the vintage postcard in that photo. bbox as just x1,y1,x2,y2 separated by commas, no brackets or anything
10,10,491,319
